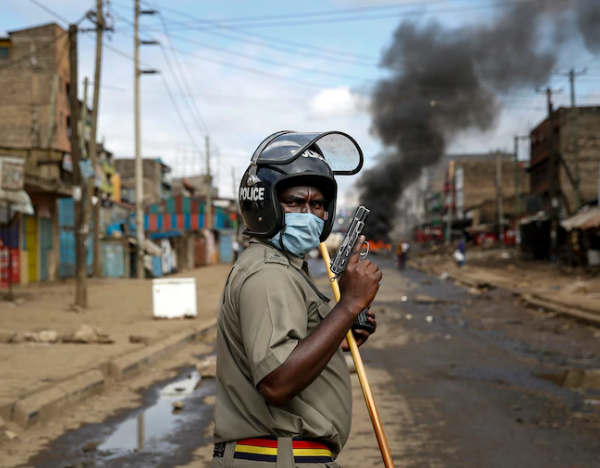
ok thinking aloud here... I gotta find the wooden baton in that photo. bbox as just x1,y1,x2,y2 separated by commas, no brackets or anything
319,243,395,468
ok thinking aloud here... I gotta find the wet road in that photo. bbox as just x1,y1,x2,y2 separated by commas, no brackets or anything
349,260,600,467
25,258,600,468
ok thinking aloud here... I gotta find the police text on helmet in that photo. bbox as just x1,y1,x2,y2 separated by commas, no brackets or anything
302,150,326,162
240,186,265,201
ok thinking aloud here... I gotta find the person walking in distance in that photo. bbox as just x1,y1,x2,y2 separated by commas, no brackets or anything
211,131,381,468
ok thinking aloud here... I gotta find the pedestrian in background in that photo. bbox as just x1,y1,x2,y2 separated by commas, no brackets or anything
396,242,409,270
454,237,466,267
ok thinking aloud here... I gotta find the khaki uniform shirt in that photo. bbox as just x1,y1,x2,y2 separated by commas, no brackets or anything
213,239,352,457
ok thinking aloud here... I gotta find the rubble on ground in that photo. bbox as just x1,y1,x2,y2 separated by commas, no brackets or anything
0,329,17,343
129,335,153,345
24,330,58,343
413,294,445,304
172,400,185,411
62,324,114,344
563,281,590,295
196,355,217,378
1,324,113,345
0,325,115,344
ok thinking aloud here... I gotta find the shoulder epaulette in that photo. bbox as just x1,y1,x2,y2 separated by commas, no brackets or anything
265,251,289,266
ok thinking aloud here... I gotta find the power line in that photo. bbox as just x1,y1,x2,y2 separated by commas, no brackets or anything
140,29,371,84
111,4,379,67
135,0,378,63
131,0,550,30
110,5,377,82
26,0,72,25
124,2,583,81
126,15,558,94
155,12,210,136
96,37,203,153
114,8,241,140
144,0,535,27
118,8,211,137
199,28,379,68
160,0,455,25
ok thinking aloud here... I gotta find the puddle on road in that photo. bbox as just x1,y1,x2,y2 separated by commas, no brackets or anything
99,371,202,457
30,368,216,468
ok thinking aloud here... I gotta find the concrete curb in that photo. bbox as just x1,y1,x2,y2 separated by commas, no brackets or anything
409,260,600,325
523,295,600,325
6,318,218,429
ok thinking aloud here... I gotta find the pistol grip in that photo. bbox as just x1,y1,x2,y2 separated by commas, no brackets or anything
353,308,375,333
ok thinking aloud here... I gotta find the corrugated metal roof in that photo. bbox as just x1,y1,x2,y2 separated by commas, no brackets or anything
561,206,600,231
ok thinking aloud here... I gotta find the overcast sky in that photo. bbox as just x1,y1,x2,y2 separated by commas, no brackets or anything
3,0,600,205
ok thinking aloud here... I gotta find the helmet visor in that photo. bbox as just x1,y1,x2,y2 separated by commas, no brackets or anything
253,131,364,175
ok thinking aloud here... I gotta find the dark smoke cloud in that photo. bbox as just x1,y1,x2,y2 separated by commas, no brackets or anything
360,0,600,241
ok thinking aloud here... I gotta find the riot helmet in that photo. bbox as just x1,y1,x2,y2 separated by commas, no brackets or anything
239,131,364,242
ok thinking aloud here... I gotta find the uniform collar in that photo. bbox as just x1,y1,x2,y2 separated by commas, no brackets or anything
249,238,306,270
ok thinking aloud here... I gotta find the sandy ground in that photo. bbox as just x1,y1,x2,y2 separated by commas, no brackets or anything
0,265,232,411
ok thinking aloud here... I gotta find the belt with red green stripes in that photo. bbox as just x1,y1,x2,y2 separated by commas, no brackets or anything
213,436,334,463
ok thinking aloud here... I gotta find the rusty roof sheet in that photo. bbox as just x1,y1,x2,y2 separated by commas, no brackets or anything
561,206,600,231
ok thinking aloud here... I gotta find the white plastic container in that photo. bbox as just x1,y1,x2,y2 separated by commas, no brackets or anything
152,278,197,318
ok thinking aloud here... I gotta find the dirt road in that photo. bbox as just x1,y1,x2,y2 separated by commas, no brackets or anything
4,257,600,467
0,265,232,412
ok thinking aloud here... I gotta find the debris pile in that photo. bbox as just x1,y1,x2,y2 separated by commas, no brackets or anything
0,324,113,345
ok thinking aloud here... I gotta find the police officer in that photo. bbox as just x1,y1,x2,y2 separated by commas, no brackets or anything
211,131,382,468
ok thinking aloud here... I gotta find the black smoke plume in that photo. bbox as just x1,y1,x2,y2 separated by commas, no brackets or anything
360,0,600,241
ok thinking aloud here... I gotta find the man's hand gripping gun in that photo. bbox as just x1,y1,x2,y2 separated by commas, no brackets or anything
329,206,374,333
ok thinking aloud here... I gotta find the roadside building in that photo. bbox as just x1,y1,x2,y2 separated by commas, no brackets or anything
0,23,121,283
144,195,238,276
114,157,172,205
0,23,72,284
171,174,216,199
406,152,529,244
528,106,600,216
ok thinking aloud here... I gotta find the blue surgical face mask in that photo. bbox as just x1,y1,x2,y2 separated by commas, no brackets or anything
271,213,325,258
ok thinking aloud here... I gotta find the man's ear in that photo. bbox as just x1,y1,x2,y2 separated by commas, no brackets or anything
324,212,329,221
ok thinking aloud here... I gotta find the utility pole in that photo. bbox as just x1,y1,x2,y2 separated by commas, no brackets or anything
538,86,562,263
80,78,89,158
205,136,212,230
89,0,106,277
513,135,529,221
445,159,454,246
69,24,87,308
134,0,143,279
496,151,504,242
559,67,587,209
134,0,158,279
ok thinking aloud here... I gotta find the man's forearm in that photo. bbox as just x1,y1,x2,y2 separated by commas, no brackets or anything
258,301,357,406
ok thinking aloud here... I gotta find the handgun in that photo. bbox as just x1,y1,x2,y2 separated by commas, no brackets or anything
330,206,375,333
